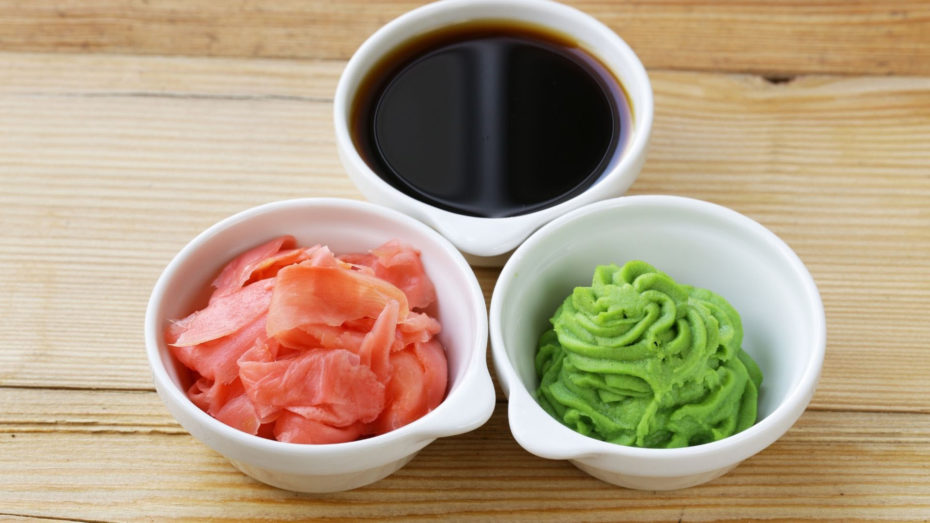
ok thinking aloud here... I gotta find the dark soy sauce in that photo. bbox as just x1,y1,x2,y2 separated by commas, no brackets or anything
351,21,631,218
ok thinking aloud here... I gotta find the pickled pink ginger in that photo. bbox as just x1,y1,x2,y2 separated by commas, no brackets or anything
166,236,447,444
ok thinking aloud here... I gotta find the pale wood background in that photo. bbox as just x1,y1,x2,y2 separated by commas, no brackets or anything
1,1,929,521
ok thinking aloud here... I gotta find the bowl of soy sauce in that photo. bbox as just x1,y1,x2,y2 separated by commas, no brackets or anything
334,0,653,265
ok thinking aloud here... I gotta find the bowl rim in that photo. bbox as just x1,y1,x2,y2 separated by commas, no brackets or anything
144,197,494,467
332,0,655,257
489,194,826,466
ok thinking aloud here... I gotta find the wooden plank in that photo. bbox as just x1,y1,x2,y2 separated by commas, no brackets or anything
0,388,181,435
0,52,349,391
0,53,928,414
1,389,928,521
0,1,929,76
0,51,341,100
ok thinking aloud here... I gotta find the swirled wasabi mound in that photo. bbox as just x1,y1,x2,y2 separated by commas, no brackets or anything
535,261,763,448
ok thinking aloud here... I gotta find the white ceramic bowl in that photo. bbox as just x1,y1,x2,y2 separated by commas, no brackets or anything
334,0,653,265
145,198,495,493
489,195,825,490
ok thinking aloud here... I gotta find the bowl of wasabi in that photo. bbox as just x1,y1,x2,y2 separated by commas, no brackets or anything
489,195,825,490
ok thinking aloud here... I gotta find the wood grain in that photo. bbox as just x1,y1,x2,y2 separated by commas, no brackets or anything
1,1,929,76
2,388,929,521
0,40,929,520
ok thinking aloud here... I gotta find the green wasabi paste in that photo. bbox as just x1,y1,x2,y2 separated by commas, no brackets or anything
535,261,763,448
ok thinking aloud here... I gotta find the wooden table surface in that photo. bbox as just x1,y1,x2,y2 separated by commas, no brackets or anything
2,1,929,520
